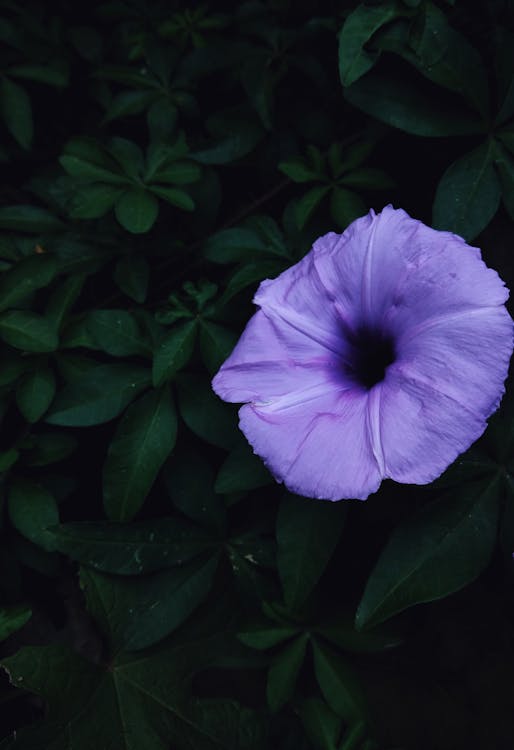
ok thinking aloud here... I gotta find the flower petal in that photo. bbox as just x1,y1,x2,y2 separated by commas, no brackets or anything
311,212,377,329
212,309,349,404
253,243,346,355
239,389,382,501
396,305,513,418
379,367,492,484
314,205,509,333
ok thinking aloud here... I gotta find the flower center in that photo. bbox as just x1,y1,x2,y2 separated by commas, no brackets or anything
344,325,396,389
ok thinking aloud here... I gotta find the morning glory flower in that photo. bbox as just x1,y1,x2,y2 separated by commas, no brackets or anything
212,206,513,501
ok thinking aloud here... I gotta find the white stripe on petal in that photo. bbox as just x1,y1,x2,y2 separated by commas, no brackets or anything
361,208,380,319
366,385,385,475
254,380,352,413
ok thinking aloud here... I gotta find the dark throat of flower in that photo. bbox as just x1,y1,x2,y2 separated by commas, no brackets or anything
344,325,396,389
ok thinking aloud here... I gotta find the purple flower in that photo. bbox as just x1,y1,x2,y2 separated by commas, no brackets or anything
212,206,513,500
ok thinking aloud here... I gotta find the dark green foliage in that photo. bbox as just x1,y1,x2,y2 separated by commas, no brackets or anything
355,476,502,629
0,2,513,749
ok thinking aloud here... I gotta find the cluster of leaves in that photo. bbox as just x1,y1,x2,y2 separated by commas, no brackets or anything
339,0,514,240
0,1,514,749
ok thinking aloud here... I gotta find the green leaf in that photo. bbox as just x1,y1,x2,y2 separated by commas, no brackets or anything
278,158,320,183
432,140,500,240
295,186,330,229
345,73,483,137
68,184,121,219
276,495,347,611
0,605,31,642
152,320,197,387
147,98,178,142
267,633,308,713
113,256,149,304
338,721,368,750
59,156,124,184
16,361,56,423
8,479,59,552
405,1,489,117
215,439,272,494
314,613,403,654
145,138,189,180
81,555,218,651
0,254,58,312
203,228,268,264
490,141,514,222
103,90,155,122
54,353,99,382
114,190,159,233
163,449,226,533
177,373,238,449
60,314,100,349
229,532,276,573
241,56,274,130
45,274,86,331
355,477,501,630
9,61,69,88
0,206,63,233
150,185,195,211
340,167,395,190
299,698,342,750
48,516,213,574
108,138,144,179
59,138,125,183
86,309,150,357
0,76,33,149
0,350,26,385
498,130,514,157
338,2,401,86
495,28,514,126
0,311,58,352
336,140,376,173
218,259,286,307
246,216,290,259
187,700,268,750
199,320,237,373
0,449,19,472
237,627,299,650
329,187,366,229
10,534,60,578
149,160,201,185
103,386,178,521
311,640,368,725
227,547,277,603
193,112,264,165
46,364,151,426
23,432,78,467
